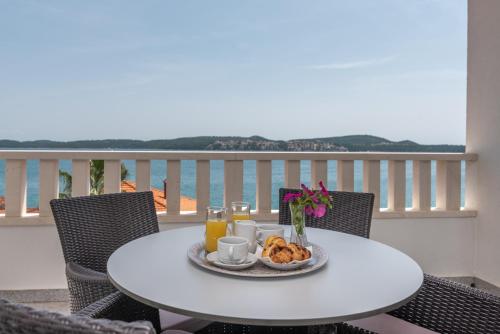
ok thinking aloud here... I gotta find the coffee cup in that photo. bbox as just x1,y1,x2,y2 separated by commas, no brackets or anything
234,220,257,253
217,236,249,264
256,224,285,245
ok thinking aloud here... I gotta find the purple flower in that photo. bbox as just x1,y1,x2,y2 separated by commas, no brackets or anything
301,183,314,196
319,180,329,196
313,204,327,218
283,192,301,203
304,205,314,216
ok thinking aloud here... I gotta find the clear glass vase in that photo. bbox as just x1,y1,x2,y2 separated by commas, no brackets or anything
289,203,308,247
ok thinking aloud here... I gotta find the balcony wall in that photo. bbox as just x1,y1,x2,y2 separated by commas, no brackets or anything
0,150,477,290
467,0,500,287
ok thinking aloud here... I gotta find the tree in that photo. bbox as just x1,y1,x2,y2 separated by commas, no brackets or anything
59,160,129,198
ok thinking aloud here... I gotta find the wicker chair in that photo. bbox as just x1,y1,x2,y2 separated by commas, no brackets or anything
0,291,194,334
0,292,156,334
388,274,500,334
50,192,160,318
198,274,500,334
278,188,374,238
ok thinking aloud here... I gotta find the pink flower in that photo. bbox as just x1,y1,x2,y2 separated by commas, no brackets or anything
304,205,314,216
283,192,301,203
311,194,320,203
313,204,327,218
301,183,314,196
319,180,329,196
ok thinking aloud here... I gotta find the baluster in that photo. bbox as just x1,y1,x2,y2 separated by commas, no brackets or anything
39,159,59,217
363,160,380,211
196,160,210,215
256,160,272,214
412,160,431,211
72,160,90,197
167,160,181,215
436,160,461,210
223,160,243,207
104,160,121,194
337,160,354,191
311,160,327,188
388,160,406,212
136,160,151,192
284,160,300,188
5,159,27,217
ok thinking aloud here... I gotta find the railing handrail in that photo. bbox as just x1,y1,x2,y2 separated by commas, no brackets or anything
0,149,478,224
0,150,477,161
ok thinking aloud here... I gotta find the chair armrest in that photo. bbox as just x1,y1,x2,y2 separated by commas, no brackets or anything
65,262,116,312
389,274,500,334
76,291,161,333
75,291,125,319
66,262,109,282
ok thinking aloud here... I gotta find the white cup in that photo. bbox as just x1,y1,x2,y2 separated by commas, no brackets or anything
217,236,249,264
256,224,285,245
234,220,257,253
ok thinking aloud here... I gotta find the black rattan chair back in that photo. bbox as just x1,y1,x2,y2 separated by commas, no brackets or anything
278,188,374,238
390,274,500,334
51,191,159,273
0,297,156,334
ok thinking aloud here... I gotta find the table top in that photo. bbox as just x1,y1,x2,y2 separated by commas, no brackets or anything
107,226,423,326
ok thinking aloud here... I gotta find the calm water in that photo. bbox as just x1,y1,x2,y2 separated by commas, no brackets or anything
0,159,466,210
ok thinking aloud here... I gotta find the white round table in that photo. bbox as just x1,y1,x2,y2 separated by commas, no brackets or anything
107,226,423,326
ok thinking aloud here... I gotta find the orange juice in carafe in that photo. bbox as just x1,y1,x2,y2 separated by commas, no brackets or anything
205,219,228,253
231,212,250,232
205,206,228,253
230,202,251,232
232,213,250,222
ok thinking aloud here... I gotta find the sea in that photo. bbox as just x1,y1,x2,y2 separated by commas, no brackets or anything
0,159,466,210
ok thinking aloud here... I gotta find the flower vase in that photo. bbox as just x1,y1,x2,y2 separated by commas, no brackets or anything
289,203,308,247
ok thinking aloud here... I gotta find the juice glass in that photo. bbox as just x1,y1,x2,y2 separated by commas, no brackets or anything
205,206,228,253
231,201,251,231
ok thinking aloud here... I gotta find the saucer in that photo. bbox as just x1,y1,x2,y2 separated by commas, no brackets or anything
206,252,258,270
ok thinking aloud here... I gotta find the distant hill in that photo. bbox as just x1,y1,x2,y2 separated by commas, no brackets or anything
0,135,465,152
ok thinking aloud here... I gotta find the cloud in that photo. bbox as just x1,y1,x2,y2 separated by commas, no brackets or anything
306,55,398,70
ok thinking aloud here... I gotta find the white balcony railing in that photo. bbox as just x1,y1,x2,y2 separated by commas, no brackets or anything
0,150,477,225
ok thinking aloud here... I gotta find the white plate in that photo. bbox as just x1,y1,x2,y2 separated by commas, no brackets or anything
206,252,258,270
258,245,313,270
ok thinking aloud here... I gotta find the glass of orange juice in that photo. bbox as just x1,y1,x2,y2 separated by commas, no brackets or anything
205,206,228,253
231,201,251,231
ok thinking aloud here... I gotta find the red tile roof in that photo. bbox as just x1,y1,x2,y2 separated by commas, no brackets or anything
0,180,197,214
120,180,197,212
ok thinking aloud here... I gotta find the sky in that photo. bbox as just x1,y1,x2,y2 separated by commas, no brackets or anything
0,0,467,144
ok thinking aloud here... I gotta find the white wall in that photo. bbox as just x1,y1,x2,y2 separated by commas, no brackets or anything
0,225,66,290
467,0,500,286
0,218,476,290
371,219,475,277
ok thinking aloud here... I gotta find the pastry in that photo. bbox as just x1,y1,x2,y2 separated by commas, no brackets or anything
261,237,311,264
271,247,293,263
262,243,280,258
264,235,286,248
288,243,305,261
288,243,311,260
